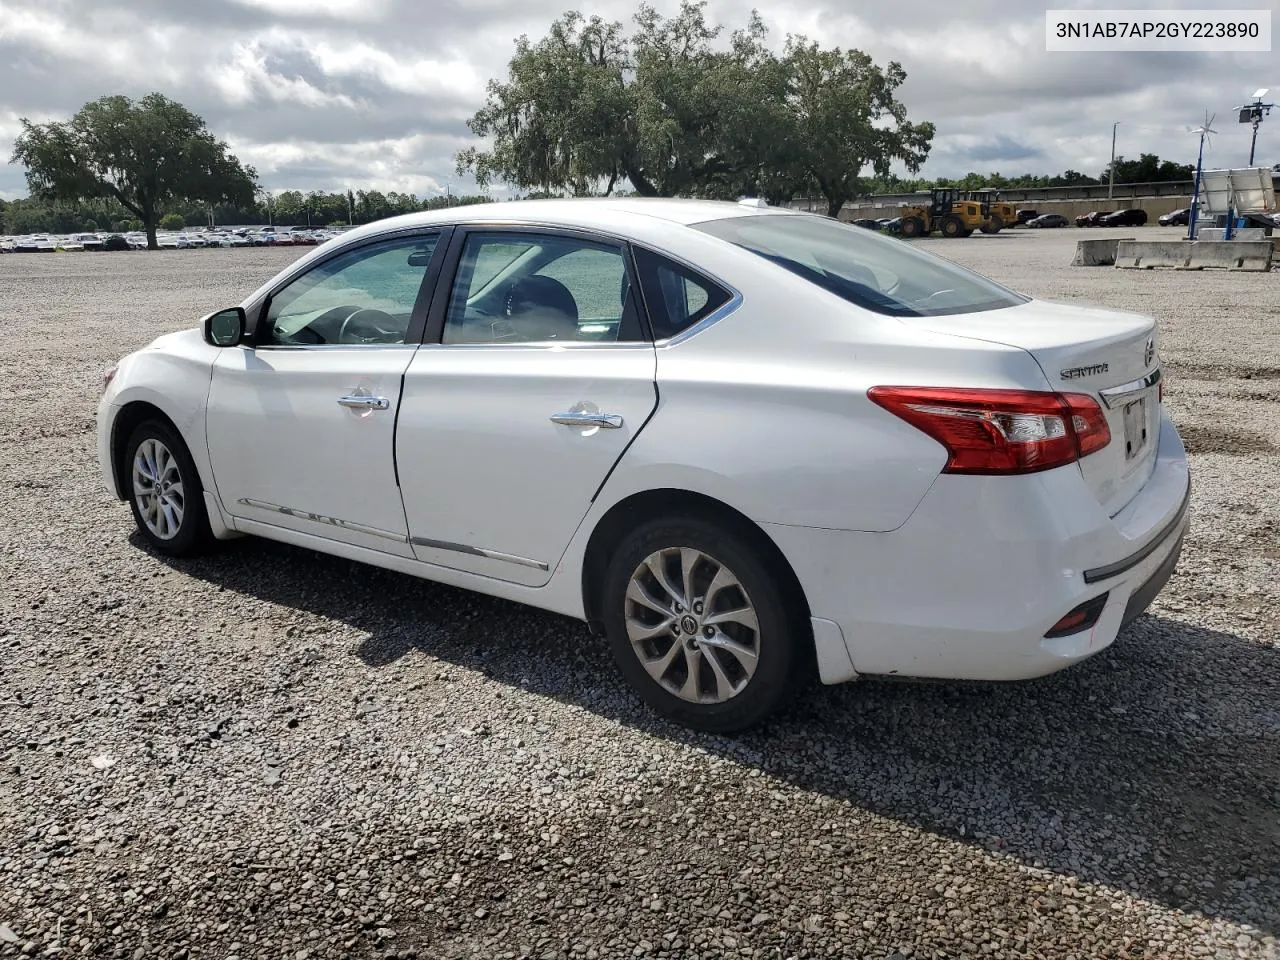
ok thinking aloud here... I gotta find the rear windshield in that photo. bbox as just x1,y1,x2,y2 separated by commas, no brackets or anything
693,214,1028,317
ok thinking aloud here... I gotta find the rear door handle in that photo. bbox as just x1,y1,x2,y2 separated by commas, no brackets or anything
550,411,623,429
338,395,390,410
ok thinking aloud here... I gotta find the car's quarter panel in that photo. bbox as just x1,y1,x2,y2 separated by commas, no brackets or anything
595,273,1058,534
763,411,1189,680
205,345,418,556
396,343,658,586
96,329,222,501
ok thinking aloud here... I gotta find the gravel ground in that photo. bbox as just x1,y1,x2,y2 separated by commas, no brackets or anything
1,231,1277,960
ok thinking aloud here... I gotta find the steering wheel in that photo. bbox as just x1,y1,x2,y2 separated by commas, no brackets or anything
338,308,402,344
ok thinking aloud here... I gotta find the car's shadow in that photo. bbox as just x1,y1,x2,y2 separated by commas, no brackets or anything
142,533,1280,936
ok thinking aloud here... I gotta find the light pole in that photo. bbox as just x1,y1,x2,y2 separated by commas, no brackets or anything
1108,122,1119,200
1236,88,1274,166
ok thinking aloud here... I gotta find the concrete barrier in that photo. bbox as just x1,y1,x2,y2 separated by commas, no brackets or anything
1073,237,1133,266
1186,240,1273,271
1195,228,1269,242
1113,239,1273,271
1114,240,1192,269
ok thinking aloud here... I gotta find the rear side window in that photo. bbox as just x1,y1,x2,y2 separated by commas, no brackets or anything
632,247,732,340
694,213,1027,318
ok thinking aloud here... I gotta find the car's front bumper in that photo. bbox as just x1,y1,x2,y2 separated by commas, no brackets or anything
765,411,1190,683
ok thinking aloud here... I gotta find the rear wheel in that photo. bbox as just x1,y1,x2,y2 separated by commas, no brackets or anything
941,216,965,238
899,216,925,238
602,515,807,733
124,419,213,557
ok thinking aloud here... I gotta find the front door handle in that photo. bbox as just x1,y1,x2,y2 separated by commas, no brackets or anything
550,411,623,429
338,395,390,410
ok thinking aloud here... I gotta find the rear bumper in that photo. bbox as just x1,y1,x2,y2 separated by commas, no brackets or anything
766,410,1190,682
1120,528,1184,629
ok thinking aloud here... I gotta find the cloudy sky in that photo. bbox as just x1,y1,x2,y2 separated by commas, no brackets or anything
0,0,1277,200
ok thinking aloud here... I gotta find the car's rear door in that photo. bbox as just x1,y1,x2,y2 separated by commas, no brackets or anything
395,227,658,587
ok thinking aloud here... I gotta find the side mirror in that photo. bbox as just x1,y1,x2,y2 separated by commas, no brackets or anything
202,307,246,347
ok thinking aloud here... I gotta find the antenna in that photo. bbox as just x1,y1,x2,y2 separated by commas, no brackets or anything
1187,111,1217,241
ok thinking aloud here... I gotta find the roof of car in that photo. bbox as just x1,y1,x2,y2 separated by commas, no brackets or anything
349,197,800,235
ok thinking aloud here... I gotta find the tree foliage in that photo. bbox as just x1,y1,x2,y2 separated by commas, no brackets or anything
11,93,258,249
1101,153,1195,185
457,1,936,217
785,39,934,217
870,154,1195,195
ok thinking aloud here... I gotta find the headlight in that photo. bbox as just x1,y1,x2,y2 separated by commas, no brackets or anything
103,365,118,389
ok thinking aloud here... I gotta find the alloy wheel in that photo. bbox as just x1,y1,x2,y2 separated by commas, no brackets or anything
624,547,761,704
132,438,185,540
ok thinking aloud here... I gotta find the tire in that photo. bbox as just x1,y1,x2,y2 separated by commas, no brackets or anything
124,419,214,557
941,216,965,238
601,515,808,733
900,216,925,238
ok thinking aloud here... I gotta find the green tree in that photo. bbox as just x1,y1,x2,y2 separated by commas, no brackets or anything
785,39,934,218
1101,152,1194,185
12,93,257,250
457,2,931,210
159,213,185,231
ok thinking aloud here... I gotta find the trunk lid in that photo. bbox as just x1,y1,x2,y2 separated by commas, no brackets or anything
906,299,1160,517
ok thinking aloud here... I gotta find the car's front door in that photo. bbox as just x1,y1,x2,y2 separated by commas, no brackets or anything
206,230,447,556
396,228,658,586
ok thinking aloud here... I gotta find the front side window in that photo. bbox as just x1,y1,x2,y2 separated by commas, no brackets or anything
261,234,439,346
443,232,642,344
694,214,1027,317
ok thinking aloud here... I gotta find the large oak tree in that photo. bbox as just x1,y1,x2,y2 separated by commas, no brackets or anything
456,1,935,217
12,93,257,250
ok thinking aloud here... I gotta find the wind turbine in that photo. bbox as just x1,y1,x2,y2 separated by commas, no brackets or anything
1187,111,1216,240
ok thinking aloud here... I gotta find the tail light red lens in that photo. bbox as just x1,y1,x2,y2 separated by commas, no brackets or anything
868,386,1111,475
1044,592,1109,638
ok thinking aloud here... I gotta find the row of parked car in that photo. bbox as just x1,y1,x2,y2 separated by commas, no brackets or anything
0,226,346,254
846,208,1152,233
845,206,1224,235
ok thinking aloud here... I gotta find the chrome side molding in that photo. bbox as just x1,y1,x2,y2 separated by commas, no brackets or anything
410,536,549,571
236,498,407,542
236,498,551,570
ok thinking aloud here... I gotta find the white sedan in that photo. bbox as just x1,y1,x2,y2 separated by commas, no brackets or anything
96,198,1189,731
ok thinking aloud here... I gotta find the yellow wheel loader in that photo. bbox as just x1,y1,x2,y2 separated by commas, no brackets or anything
898,189,988,238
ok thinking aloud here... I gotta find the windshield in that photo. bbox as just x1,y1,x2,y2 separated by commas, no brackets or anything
694,214,1028,317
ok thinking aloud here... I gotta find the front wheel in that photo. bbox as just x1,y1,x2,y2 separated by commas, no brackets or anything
124,420,213,557
602,516,808,733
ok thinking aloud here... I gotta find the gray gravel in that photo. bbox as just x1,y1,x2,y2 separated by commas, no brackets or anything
1,235,1278,959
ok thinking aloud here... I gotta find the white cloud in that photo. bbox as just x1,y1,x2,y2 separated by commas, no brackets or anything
226,0,392,21
1,0,1277,201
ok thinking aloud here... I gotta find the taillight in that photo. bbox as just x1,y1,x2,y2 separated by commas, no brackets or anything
868,386,1111,475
